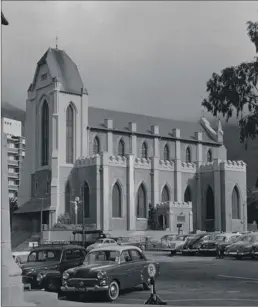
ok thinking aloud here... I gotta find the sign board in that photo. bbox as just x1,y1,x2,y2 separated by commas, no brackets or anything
147,263,157,278
177,223,182,228
28,242,38,248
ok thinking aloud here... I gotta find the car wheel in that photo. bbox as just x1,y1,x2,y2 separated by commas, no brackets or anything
105,280,120,301
45,279,59,292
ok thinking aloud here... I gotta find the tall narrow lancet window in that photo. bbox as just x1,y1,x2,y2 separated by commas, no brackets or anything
93,136,100,155
206,186,215,220
232,185,240,219
141,142,148,159
41,100,49,166
118,139,125,156
207,149,212,162
66,104,74,164
186,146,191,163
65,182,71,214
184,186,192,202
112,182,122,218
137,184,147,218
83,181,90,218
163,144,170,161
161,185,170,203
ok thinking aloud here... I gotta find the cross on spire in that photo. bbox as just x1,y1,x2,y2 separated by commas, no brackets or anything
55,36,59,49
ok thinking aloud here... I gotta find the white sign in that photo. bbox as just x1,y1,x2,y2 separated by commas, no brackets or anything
147,263,157,278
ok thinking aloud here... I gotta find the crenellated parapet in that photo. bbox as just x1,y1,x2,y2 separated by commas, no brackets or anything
220,160,246,172
74,154,100,167
108,155,127,167
134,157,151,169
200,161,214,172
181,162,196,173
159,159,174,171
156,201,192,214
171,201,192,209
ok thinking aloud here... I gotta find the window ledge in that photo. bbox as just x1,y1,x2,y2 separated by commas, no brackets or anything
136,218,148,221
112,217,123,220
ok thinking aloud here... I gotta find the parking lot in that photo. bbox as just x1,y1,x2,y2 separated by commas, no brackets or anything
24,252,258,306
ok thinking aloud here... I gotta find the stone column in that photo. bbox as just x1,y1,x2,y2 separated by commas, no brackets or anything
151,157,160,207
195,132,203,230
189,209,193,233
95,154,101,230
173,129,182,202
213,159,222,231
127,155,136,230
1,132,30,306
169,204,175,233
105,119,113,155
151,125,160,157
100,152,109,231
129,122,137,155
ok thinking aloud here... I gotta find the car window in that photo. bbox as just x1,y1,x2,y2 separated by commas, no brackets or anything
96,239,104,243
109,239,115,244
85,250,120,264
130,249,144,261
63,250,80,261
28,250,61,262
120,250,132,263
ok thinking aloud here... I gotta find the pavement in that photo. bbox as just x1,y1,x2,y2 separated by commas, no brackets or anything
24,252,258,306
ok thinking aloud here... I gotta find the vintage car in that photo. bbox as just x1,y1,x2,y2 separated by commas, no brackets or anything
113,235,150,251
160,234,178,249
182,233,214,255
168,235,192,255
86,238,118,253
252,241,258,259
58,245,160,302
12,251,30,266
225,233,258,259
198,233,241,256
21,242,86,291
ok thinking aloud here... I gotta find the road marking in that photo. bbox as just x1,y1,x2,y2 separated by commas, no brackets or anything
120,297,258,302
218,274,258,282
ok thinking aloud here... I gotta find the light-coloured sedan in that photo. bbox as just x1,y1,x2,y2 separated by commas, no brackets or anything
86,238,118,253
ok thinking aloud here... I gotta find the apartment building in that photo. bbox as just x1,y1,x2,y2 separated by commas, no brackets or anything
2,117,25,199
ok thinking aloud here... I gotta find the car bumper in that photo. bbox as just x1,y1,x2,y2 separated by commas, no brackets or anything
182,249,198,253
252,251,258,255
60,285,109,292
225,251,251,256
199,248,216,252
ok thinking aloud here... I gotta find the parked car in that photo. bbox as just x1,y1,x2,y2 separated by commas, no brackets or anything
168,235,192,255
199,233,241,256
86,238,118,253
161,234,178,249
58,245,160,302
182,233,213,255
252,241,258,259
114,236,149,251
225,233,258,259
12,251,30,266
21,243,86,291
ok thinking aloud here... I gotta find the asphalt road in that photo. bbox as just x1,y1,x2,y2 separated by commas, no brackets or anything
24,253,258,306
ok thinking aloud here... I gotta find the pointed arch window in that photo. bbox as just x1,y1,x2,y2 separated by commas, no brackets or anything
137,184,147,218
186,146,191,163
41,100,49,166
118,139,125,156
232,186,240,219
66,104,74,164
93,136,100,155
163,144,170,161
141,142,148,159
207,149,212,162
184,186,192,202
206,186,215,220
161,185,170,203
83,181,90,218
112,182,122,218
65,182,71,214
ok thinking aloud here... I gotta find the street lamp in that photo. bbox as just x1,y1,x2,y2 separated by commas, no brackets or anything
71,191,85,247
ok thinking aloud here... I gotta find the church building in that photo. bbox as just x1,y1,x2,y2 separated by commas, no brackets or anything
17,47,248,234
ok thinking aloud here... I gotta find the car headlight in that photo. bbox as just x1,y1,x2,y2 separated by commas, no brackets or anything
97,271,106,279
36,273,44,283
63,272,70,280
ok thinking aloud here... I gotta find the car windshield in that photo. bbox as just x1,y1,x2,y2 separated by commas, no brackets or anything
176,236,186,241
215,235,227,242
84,250,120,265
27,250,61,262
240,235,258,243
95,239,104,243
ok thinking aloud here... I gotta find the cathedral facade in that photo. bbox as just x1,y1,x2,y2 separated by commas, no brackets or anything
17,47,247,233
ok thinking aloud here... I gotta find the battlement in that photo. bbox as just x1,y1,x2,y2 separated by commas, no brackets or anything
200,161,214,172
108,155,127,166
74,154,99,167
156,201,192,210
134,157,151,169
221,160,246,171
181,162,196,172
159,159,174,170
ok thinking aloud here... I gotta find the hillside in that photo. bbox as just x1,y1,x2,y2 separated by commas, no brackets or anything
1,103,257,190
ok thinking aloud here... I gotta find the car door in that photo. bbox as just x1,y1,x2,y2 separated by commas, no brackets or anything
119,250,134,288
129,249,145,286
60,249,82,273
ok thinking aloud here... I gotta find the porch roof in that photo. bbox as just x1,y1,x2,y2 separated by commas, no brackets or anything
15,198,53,214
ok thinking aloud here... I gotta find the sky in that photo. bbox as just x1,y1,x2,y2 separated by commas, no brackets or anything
1,1,257,121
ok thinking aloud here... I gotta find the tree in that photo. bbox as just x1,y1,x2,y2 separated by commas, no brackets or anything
202,20,258,148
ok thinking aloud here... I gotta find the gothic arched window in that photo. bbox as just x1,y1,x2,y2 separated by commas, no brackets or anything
163,144,169,161
232,185,240,219
137,184,147,218
112,182,122,218
141,142,148,159
65,182,71,214
186,146,191,163
41,100,49,166
93,136,100,155
161,185,170,203
207,149,212,162
83,181,90,218
66,104,74,164
118,139,125,156
206,185,215,220
184,186,192,202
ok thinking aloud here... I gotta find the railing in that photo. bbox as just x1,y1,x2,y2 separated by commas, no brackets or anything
8,172,19,178
9,184,19,191
7,148,19,154
8,159,19,166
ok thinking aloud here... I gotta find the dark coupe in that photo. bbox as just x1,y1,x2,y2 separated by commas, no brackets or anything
252,241,258,259
58,245,160,302
21,243,86,291
182,233,214,255
225,233,258,259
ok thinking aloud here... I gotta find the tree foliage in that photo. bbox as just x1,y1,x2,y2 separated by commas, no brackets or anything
202,20,258,148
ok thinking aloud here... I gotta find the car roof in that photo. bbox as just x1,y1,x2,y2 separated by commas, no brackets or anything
90,245,142,253
12,251,30,256
30,244,84,251
216,233,239,237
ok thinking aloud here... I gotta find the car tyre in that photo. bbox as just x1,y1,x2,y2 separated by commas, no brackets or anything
105,280,120,301
45,279,59,292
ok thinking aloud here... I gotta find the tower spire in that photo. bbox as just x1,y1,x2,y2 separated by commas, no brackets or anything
55,36,59,49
